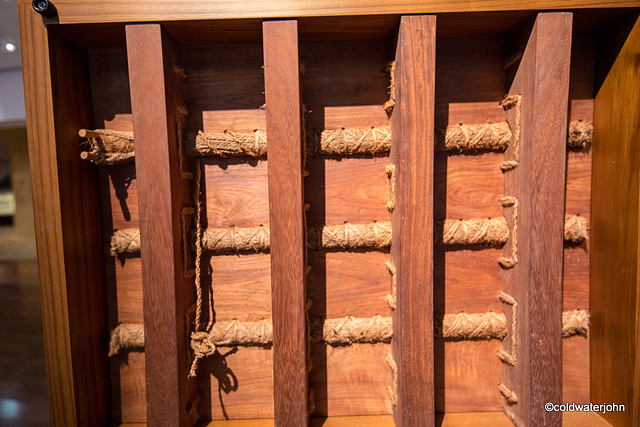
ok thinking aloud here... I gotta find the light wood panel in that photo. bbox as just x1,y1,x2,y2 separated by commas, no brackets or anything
17,5,110,425
112,352,147,422
126,24,196,426
591,15,640,427
389,15,436,425
263,19,308,425
563,337,590,404
204,159,269,228
197,347,274,420
436,340,503,413
310,343,393,416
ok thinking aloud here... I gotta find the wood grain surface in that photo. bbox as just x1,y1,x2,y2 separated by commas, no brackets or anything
95,39,594,421
195,411,613,426
126,24,196,426
93,129,144,421
87,46,132,131
19,2,612,422
591,15,640,427
263,19,308,425
21,0,637,25
17,5,110,425
183,43,265,137
389,15,436,425
499,13,572,425
197,347,274,420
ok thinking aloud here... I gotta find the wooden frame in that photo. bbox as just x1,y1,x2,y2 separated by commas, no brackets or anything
16,1,640,426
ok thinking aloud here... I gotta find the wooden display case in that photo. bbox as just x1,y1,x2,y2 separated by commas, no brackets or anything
16,1,640,426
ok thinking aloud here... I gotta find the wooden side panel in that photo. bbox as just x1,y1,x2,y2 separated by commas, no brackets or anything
17,5,110,425
126,24,195,426
591,16,640,427
389,15,436,425
263,20,308,425
500,13,572,425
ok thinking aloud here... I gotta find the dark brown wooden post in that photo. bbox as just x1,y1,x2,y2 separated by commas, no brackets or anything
498,12,572,426
389,14,437,426
262,19,308,426
126,24,195,426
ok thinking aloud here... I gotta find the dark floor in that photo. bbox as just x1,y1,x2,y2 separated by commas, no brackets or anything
0,259,50,426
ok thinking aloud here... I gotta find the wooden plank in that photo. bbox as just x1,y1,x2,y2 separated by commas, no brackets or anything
305,157,389,226
388,15,436,425
562,337,590,404
29,0,637,25
564,99,592,403
299,39,390,130
434,153,503,220
183,43,265,136
88,43,143,422
309,343,392,416
200,415,395,427
17,5,110,425
87,46,132,131
263,19,308,425
436,341,503,413
197,347,275,419
591,15,640,427
112,352,147,422
126,24,195,426
499,12,572,426
97,164,146,422
123,410,614,427
438,411,612,426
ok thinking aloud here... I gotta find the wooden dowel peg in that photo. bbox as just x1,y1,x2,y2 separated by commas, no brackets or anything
78,129,101,139
80,151,100,161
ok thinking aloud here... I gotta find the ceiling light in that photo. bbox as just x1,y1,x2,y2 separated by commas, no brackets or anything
5,43,16,53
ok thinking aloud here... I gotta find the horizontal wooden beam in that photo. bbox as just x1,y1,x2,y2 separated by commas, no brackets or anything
25,0,637,25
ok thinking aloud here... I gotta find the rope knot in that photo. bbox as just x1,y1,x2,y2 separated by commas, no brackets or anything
190,332,216,358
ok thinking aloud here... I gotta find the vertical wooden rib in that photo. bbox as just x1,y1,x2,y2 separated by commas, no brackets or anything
17,5,110,426
126,24,195,426
591,16,640,427
389,15,436,425
500,12,572,426
263,19,308,425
